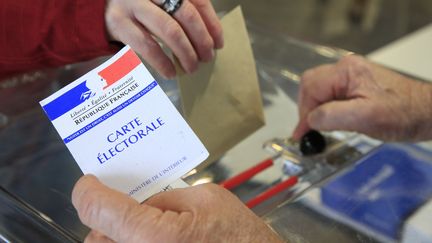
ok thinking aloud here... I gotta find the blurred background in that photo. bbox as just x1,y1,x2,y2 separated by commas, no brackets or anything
213,0,432,55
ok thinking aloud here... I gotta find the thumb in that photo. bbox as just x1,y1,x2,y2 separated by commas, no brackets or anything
308,99,370,133
72,175,164,243
292,118,311,141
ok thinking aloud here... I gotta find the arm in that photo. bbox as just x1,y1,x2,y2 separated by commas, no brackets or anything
0,0,115,79
293,55,432,142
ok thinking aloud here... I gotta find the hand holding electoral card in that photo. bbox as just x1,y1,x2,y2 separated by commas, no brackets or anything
72,175,283,243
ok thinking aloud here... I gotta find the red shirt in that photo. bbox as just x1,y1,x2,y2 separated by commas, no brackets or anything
0,0,116,80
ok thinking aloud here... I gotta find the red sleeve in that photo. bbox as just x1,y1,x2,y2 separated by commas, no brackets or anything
0,0,118,79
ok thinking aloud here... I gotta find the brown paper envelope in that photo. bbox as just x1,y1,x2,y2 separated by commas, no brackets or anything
177,6,265,169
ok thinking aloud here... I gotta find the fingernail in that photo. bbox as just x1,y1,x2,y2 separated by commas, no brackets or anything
166,67,176,79
187,62,198,74
204,49,215,62
292,129,302,141
161,62,176,79
165,72,176,80
216,36,224,49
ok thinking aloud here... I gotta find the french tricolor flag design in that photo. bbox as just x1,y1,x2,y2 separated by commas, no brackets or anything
98,49,141,90
42,48,142,121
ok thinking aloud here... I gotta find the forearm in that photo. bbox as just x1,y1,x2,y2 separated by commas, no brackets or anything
0,0,117,79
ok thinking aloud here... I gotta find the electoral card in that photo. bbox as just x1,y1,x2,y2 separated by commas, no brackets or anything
40,46,208,202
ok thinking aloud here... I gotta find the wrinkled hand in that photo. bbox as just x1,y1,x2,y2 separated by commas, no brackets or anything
293,55,432,142
105,0,223,78
72,175,283,243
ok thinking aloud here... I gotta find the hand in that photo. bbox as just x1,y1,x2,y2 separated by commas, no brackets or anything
293,55,432,142
105,0,224,79
72,175,283,243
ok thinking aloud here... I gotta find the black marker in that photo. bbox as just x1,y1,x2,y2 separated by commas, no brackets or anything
300,130,326,156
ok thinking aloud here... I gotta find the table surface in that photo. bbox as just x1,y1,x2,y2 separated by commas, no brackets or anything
368,22,432,82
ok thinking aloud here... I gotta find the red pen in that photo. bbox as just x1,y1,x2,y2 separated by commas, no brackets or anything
220,157,299,208
245,176,298,208
220,158,274,190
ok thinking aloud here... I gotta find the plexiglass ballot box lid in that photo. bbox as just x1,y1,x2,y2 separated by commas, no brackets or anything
1,22,431,243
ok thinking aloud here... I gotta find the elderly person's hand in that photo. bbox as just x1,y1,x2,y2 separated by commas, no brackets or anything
105,0,223,79
293,55,432,142
72,175,283,243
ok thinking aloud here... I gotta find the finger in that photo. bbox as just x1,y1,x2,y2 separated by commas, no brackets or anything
295,64,344,139
152,0,215,61
307,99,371,133
133,1,198,73
292,119,310,141
298,64,341,118
114,19,176,78
190,0,224,48
84,230,115,243
72,175,164,243
172,0,215,62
